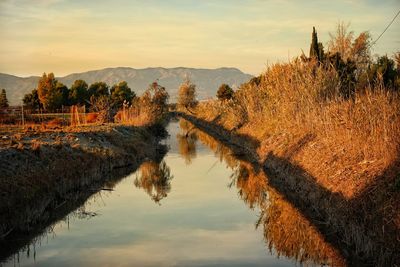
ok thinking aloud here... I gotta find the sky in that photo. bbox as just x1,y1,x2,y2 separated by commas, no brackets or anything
0,0,399,77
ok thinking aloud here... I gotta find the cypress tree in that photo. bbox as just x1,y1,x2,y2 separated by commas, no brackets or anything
309,27,320,62
0,89,9,108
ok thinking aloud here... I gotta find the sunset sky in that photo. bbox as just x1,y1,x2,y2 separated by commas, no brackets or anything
0,0,399,76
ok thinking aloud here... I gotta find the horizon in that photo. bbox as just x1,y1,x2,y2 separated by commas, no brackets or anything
1,0,399,77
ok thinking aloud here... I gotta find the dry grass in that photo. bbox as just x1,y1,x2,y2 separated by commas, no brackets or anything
115,104,156,126
115,82,169,126
194,59,400,196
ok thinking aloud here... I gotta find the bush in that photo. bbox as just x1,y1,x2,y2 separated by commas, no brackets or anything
217,84,234,101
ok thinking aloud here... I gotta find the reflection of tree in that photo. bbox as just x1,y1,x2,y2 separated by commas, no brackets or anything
134,161,173,203
177,133,197,164
178,118,194,132
192,122,345,266
177,119,198,164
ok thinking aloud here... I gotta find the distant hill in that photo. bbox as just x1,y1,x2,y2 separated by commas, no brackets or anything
0,67,253,105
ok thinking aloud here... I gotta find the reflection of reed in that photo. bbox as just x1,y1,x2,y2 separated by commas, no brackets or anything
134,161,173,203
231,163,267,209
189,118,345,266
259,188,345,266
194,127,239,169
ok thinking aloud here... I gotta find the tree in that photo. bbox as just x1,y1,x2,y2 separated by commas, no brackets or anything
328,22,354,61
46,81,69,111
328,22,371,68
110,81,135,109
88,82,109,98
37,72,57,109
368,55,398,90
351,31,371,68
90,95,112,122
69,79,89,105
148,81,169,115
217,84,234,101
326,52,357,98
177,79,197,110
309,27,321,62
23,89,41,110
0,89,9,108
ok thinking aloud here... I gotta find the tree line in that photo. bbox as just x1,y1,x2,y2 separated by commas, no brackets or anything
23,73,135,112
306,23,400,99
24,72,237,114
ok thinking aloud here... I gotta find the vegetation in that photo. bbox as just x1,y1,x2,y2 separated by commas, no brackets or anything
309,26,324,62
367,54,400,90
0,89,9,108
22,73,140,120
216,83,234,101
114,81,169,126
22,89,41,110
191,23,400,207
88,81,109,99
110,81,135,109
37,73,57,110
177,79,197,111
69,79,89,106
18,76,170,126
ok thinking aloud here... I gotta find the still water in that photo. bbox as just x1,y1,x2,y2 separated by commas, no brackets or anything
2,120,343,266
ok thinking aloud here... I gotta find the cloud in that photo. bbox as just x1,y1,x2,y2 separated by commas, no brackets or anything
0,0,399,76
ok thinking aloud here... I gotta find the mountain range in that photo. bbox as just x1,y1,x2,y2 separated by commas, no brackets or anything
0,67,253,105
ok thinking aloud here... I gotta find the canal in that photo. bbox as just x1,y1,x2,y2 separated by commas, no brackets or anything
2,119,344,266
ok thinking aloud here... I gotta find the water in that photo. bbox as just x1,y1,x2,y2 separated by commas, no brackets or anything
2,120,343,266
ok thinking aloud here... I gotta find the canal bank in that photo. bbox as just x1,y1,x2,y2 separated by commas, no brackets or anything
177,112,400,266
0,123,168,245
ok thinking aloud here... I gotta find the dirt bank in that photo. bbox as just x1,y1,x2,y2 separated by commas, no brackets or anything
177,112,399,266
0,123,168,243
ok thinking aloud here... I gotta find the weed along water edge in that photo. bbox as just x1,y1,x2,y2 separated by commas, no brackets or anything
1,120,349,267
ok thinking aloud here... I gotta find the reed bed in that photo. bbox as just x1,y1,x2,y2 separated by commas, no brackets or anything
194,59,400,196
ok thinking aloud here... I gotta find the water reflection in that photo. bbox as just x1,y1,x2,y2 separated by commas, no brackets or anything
178,119,346,266
1,188,118,264
3,119,351,266
134,160,173,203
176,118,198,164
0,138,169,264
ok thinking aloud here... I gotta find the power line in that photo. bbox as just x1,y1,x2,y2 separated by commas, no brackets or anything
371,8,400,47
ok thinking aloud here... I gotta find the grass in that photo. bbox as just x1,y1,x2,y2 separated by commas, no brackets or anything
184,59,400,265
194,60,400,197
